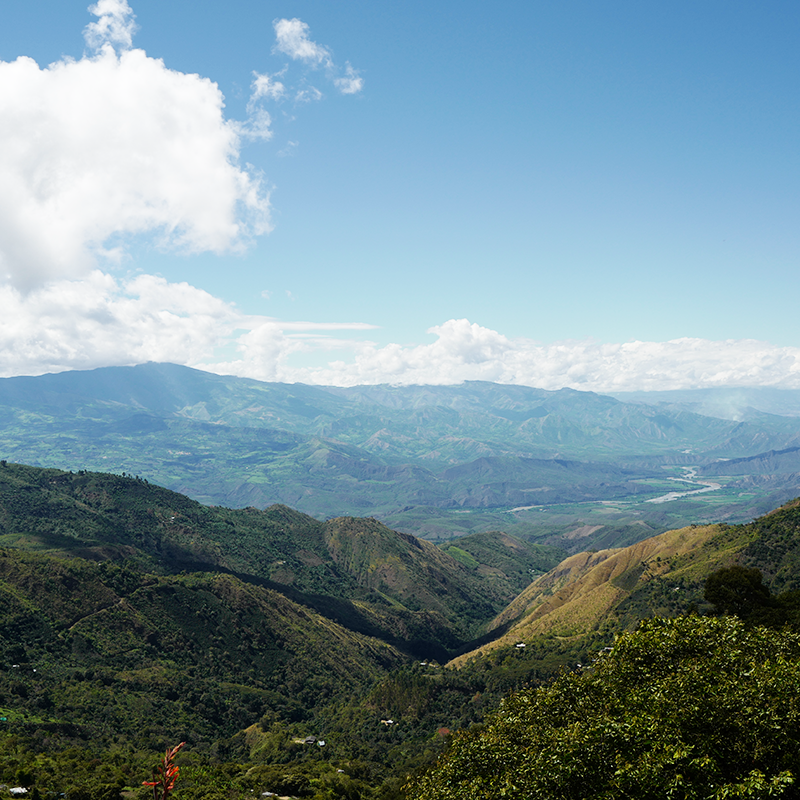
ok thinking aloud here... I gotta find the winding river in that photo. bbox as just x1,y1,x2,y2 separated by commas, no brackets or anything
646,467,721,504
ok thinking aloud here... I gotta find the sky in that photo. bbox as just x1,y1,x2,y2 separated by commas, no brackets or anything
0,0,798,392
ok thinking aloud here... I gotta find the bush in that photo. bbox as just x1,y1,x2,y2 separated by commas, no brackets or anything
407,616,800,799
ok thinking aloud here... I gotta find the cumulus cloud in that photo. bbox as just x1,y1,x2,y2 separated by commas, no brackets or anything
0,9,270,290
236,107,275,141
0,274,375,379
0,5,364,293
294,86,324,104
0,273,238,375
3,6,793,395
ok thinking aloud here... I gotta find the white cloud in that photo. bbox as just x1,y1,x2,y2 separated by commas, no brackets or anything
250,71,286,102
334,63,363,95
237,319,800,392
271,18,363,96
236,107,274,141
273,18,333,67
2,285,800,392
294,86,324,104
278,140,299,157
0,273,377,381
3,7,795,395
84,0,138,52
0,6,358,296
0,273,238,375
0,14,270,290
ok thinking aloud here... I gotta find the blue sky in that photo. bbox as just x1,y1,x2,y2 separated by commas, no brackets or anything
0,0,798,390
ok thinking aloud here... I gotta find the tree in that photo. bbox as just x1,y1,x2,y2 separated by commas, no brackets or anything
705,565,772,619
406,616,800,799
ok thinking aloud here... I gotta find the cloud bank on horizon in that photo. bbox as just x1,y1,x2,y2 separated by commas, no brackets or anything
0,2,797,394
1,280,799,392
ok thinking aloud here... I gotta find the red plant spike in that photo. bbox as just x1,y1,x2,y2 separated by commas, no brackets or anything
143,742,186,799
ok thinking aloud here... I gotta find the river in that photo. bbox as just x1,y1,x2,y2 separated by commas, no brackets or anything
646,467,721,504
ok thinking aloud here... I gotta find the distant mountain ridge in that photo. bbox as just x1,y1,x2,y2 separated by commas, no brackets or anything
2,363,800,544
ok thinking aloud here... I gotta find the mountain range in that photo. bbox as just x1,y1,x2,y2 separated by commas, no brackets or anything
2,363,800,552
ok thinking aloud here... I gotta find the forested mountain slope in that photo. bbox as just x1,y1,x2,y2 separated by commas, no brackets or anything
0,461,549,658
0,549,404,749
0,462,565,796
2,458,800,797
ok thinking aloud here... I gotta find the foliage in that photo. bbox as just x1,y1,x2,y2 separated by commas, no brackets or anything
1,459,800,797
739,500,800,593
0,461,601,797
408,616,800,799
704,564,800,630
0,461,517,652
705,565,772,617
439,530,564,595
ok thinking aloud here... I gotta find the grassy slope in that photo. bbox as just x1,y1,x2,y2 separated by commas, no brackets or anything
450,497,800,667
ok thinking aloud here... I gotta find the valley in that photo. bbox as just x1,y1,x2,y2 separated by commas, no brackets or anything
0,456,799,797
2,368,800,797
1,364,799,553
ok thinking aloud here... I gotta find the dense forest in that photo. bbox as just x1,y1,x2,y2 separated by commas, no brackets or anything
1,461,799,797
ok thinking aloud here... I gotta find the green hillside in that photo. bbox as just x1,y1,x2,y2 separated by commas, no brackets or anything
439,530,563,597
1,460,800,797
0,550,402,746
0,463,546,796
0,461,524,659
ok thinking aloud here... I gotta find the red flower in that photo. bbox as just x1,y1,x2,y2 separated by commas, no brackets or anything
143,742,186,799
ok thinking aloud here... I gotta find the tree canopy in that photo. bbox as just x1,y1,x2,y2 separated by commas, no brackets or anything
705,564,772,618
407,615,800,799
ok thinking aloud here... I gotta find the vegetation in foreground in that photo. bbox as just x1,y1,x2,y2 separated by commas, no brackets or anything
407,615,800,799
2,458,800,797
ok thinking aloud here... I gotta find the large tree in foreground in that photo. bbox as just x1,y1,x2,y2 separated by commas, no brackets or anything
407,616,800,799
